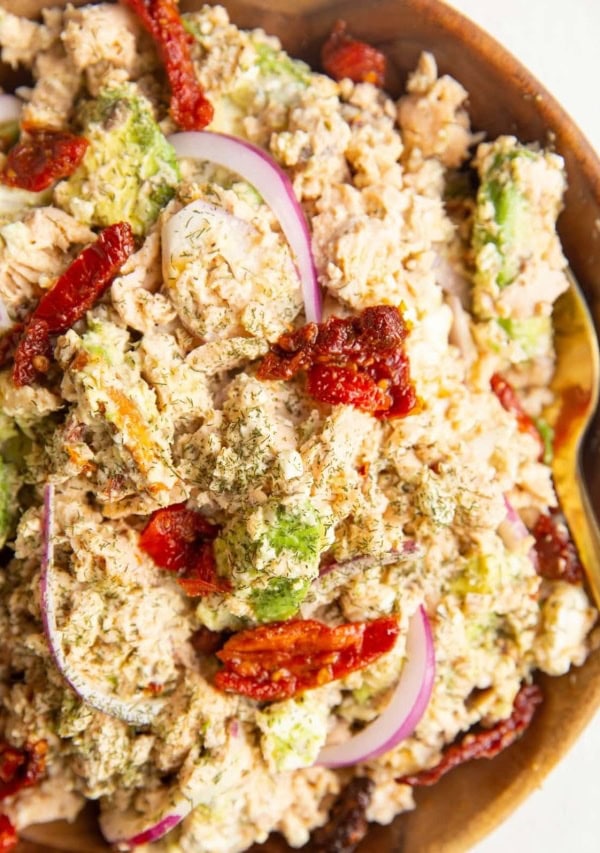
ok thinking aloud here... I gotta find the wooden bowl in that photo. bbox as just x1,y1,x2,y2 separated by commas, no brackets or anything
5,1,600,851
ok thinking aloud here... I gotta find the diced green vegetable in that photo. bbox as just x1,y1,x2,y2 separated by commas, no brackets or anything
182,14,310,136
0,119,18,150
254,42,311,87
215,501,325,576
0,457,18,548
256,693,329,771
266,503,324,562
214,500,326,622
534,416,554,466
250,577,310,622
0,411,17,445
0,184,52,225
81,316,130,366
451,553,520,596
496,316,552,359
470,137,567,367
55,83,180,235
473,171,531,291
472,141,544,303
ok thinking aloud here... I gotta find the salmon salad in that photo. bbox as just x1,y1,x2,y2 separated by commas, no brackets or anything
0,2,596,852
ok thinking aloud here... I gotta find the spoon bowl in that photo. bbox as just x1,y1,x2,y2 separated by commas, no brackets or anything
550,273,600,607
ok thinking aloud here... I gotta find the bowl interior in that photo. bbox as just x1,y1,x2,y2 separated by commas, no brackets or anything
5,1,600,851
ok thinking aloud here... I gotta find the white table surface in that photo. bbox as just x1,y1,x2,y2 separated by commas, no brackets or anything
444,4,600,852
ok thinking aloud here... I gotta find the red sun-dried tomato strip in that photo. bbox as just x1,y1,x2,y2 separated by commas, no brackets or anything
321,20,386,87
12,222,135,386
0,746,24,787
140,503,231,596
0,740,47,801
310,777,374,853
214,616,400,701
490,373,544,458
0,129,88,192
0,741,47,853
122,0,213,130
11,318,52,386
0,814,17,853
0,323,24,371
532,510,584,584
397,683,543,787
258,305,417,419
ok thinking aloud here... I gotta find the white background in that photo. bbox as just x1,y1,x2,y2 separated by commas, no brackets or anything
445,4,600,852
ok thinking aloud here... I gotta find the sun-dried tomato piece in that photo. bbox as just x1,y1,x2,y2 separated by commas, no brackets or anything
258,306,416,420
0,814,17,853
12,318,52,387
32,223,135,331
0,324,24,370
310,777,374,853
177,546,232,597
490,373,544,457
0,740,47,801
12,222,135,386
532,511,584,584
0,745,24,787
214,616,399,701
140,503,230,596
307,364,391,413
397,683,542,786
259,323,319,381
0,129,88,192
122,0,213,130
322,20,386,87
139,502,217,571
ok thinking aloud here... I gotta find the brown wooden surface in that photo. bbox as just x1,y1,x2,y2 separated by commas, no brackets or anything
2,1,600,851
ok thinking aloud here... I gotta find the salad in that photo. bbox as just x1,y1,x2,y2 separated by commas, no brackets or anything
0,2,596,852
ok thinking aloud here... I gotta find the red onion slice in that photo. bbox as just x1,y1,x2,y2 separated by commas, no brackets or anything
39,485,164,727
502,496,529,542
124,814,182,847
500,496,538,569
167,131,322,322
102,805,190,851
317,606,435,768
100,724,242,850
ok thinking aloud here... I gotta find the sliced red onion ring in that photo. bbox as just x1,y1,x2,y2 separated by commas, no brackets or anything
319,543,418,577
500,496,538,569
100,787,192,851
108,813,184,850
167,131,322,322
39,484,165,727
502,497,529,541
100,727,240,849
317,606,434,768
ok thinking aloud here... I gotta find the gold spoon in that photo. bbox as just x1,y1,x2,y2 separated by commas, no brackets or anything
549,271,600,607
